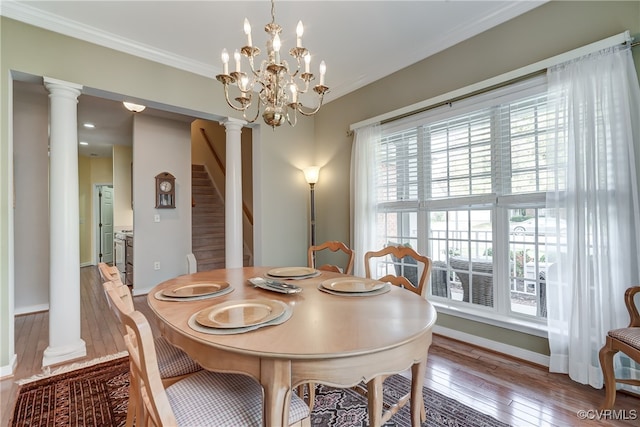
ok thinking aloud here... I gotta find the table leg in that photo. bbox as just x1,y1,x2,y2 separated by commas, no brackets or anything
410,359,427,426
367,376,383,427
261,358,291,427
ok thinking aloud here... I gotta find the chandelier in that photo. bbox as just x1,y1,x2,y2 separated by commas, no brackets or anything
215,0,329,128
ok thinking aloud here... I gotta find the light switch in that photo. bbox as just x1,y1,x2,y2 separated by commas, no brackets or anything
154,214,160,222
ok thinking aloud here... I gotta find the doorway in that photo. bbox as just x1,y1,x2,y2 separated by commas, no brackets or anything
96,184,114,264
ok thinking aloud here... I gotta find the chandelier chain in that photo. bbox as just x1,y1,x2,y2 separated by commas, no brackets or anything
270,0,276,25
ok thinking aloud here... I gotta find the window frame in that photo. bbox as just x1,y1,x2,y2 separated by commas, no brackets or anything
373,75,558,334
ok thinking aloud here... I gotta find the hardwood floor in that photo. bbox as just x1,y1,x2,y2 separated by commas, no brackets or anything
2,265,639,426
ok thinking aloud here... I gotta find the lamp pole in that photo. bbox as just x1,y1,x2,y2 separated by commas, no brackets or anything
309,182,316,247
303,166,320,248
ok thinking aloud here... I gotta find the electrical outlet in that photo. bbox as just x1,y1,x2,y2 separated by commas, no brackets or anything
154,261,160,270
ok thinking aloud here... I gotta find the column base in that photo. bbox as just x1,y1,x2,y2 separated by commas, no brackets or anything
42,339,87,367
0,354,18,379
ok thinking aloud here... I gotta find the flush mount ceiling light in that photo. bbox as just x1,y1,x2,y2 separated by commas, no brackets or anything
123,101,146,113
216,0,329,129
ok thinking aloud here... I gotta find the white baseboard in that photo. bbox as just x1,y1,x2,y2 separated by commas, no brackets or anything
0,354,17,379
15,303,49,315
433,325,550,367
80,262,93,267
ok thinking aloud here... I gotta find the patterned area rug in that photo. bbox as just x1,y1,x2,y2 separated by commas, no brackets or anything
312,376,510,427
10,357,129,427
10,356,509,427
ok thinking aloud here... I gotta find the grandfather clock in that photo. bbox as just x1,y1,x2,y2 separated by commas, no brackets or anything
155,172,176,208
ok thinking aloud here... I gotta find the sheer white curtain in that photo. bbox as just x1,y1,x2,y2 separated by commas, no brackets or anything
546,43,640,388
350,124,380,276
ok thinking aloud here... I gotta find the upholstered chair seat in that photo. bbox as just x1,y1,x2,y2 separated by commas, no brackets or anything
153,336,203,379
166,370,310,426
608,328,640,348
599,286,640,409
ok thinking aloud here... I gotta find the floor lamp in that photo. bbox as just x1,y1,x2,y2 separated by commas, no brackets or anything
303,166,320,247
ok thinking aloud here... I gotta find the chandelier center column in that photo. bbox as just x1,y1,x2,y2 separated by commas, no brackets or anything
43,77,86,367
220,118,247,268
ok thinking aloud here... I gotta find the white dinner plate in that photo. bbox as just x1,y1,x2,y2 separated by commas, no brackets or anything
195,299,286,329
320,277,386,293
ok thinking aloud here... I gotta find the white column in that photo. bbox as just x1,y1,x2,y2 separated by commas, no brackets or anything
43,77,86,367
220,118,246,268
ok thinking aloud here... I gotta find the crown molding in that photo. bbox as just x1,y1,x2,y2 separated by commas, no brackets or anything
1,0,215,78
1,0,546,104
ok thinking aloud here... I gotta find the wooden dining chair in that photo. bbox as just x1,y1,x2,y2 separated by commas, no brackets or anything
363,245,432,423
308,240,355,274
300,241,356,408
117,305,311,426
103,281,203,386
98,262,121,284
364,245,432,297
103,281,204,426
599,286,640,409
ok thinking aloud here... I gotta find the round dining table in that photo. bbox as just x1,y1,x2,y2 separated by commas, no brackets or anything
147,266,437,427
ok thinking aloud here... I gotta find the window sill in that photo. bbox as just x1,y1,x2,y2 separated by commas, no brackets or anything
431,300,549,338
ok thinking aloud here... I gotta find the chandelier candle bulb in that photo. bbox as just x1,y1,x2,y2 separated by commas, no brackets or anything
319,61,326,86
273,34,281,63
221,49,229,75
244,18,252,46
304,53,311,73
234,50,241,72
296,21,304,47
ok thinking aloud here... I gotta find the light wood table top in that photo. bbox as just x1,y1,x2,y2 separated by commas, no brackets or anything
147,266,437,427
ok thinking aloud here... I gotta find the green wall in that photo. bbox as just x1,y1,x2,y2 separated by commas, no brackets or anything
313,1,640,357
2,1,639,372
0,16,314,370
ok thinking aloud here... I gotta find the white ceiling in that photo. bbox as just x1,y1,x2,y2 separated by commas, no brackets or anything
3,0,546,157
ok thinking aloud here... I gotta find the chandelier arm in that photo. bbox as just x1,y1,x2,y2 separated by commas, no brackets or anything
243,90,263,123
222,84,252,112
286,107,298,127
296,95,325,117
248,57,261,78
295,79,311,95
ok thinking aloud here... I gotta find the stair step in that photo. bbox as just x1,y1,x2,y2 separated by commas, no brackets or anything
193,178,212,187
193,219,225,226
193,210,224,215
192,164,251,270
196,255,252,272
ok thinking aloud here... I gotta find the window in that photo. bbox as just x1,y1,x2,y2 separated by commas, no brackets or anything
373,76,566,323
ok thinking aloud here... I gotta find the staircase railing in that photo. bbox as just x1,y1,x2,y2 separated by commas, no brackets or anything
198,127,253,225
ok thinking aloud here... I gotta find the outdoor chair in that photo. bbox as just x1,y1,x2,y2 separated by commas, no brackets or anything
449,257,494,306
307,240,355,274
599,286,640,409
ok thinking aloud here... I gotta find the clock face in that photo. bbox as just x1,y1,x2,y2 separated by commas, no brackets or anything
159,181,172,192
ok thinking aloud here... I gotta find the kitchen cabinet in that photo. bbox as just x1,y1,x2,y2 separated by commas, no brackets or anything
126,235,134,287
